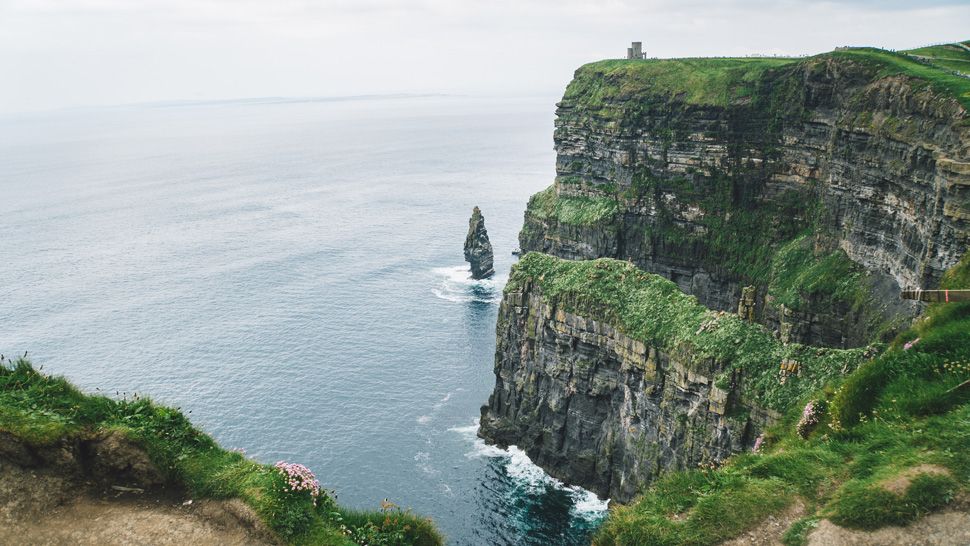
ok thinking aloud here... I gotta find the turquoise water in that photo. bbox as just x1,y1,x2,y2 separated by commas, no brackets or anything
0,96,608,545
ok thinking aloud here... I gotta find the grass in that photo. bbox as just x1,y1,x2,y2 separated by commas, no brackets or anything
832,47,970,109
0,361,443,546
508,252,869,411
593,469,792,546
767,235,868,312
526,185,619,226
564,57,798,110
901,43,970,77
592,252,970,545
563,41,970,116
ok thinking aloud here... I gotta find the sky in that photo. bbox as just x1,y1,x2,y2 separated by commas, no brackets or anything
1,0,969,113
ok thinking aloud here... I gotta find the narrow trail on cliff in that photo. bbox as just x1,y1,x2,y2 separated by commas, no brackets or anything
0,463,269,546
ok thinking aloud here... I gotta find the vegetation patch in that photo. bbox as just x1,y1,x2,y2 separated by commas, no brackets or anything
526,185,619,226
0,360,442,546
508,252,868,410
593,468,792,546
592,252,970,545
833,47,970,109
564,57,798,109
767,235,868,312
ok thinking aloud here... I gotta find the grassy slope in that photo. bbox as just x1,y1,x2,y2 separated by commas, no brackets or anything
526,185,619,226
509,253,869,411
563,57,797,108
565,43,970,111
0,364,443,546
901,43,970,79
834,47,970,109
592,252,970,546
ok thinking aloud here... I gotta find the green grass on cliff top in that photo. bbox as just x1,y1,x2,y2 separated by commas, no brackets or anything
835,47,970,108
564,57,797,108
593,253,970,546
508,252,869,410
0,361,443,546
526,185,619,226
568,41,970,109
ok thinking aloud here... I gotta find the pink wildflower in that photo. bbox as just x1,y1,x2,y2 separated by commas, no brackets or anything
752,434,764,453
274,461,322,503
796,400,824,438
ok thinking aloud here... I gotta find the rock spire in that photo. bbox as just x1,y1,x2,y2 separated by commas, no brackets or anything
464,206,494,279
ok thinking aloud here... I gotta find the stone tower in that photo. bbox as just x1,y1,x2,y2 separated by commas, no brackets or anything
627,41,645,59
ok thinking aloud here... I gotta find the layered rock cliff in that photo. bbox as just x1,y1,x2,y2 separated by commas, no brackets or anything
482,47,969,507
519,50,970,348
480,253,867,503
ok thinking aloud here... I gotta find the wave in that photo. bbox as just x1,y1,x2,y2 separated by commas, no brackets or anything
448,419,610,521
431,265,506,304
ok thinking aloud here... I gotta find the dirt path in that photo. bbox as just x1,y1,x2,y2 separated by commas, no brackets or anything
807,511,970,546
0,462,271,546
720,501,805,546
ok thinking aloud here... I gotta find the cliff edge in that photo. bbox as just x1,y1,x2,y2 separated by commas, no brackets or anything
0,359,442,546
482,41,970,546
520,46,970,348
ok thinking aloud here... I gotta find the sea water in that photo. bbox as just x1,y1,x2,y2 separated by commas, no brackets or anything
0,95,608,545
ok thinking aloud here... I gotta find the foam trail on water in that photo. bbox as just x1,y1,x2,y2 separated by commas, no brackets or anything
431,265,506,304
449,419,610,519
569,486,611,520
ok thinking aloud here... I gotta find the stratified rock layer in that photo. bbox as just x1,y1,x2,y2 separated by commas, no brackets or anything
520,56,970,348
479,273,784,503
481,52,969,503
464,206,495,279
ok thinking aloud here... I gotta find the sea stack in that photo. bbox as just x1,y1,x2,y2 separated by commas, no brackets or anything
464,206,495,279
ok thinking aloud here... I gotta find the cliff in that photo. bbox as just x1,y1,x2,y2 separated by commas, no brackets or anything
0,359,442,546
479,253,868,502
519,47,970,348
482,42,970,545
594,251,970,545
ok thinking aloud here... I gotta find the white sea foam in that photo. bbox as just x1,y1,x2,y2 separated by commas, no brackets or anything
414,451,437,475
448,421,508,458
569,486,611,520
431,391,453,411
449,419,610,518
416,415,432,424
430,265,506,304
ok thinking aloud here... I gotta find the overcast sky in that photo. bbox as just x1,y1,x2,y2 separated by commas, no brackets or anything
2,0,969,113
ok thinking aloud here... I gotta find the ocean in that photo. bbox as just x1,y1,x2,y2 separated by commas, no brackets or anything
0,95,608,545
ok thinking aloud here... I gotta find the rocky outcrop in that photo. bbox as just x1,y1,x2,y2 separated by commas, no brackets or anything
0,429,163,487
0,430,274,544
464,206,495,279
478,254,865,503
481,51,969,504
478,282,761,502
520,54,970,348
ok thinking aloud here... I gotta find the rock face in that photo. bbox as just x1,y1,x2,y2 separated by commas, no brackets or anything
519,55,970,348
464,206,495,279
479,267,784,503
481,52,969,503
